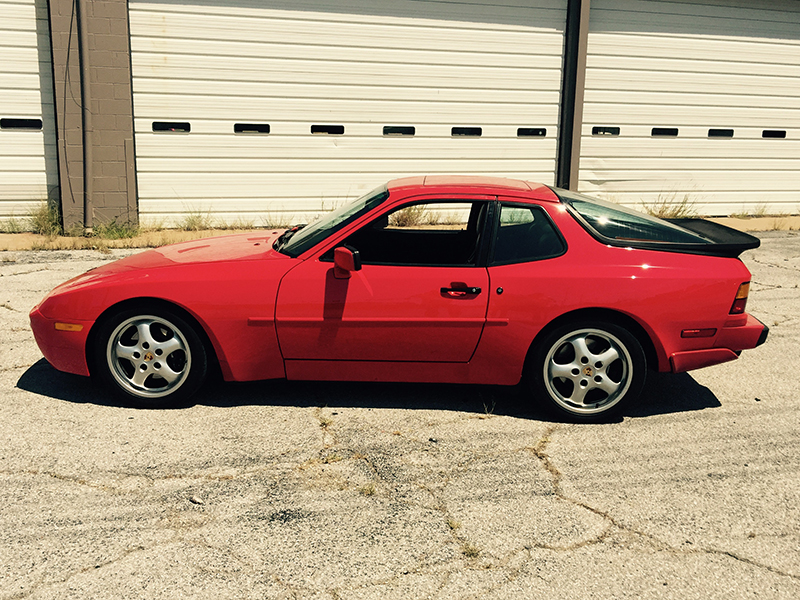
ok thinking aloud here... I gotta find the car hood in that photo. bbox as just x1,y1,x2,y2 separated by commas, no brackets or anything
43,231,289,297
113,230,286,269
148,230,286,265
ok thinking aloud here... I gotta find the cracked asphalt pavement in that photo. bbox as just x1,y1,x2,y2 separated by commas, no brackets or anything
1,231,798,599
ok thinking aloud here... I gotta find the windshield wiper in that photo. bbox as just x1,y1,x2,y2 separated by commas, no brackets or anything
274,223,307,252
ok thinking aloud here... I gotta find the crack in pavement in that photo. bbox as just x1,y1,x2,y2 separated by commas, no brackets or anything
7,536,179,600
0,267,49,277
530,426,800,581
750,255,800,273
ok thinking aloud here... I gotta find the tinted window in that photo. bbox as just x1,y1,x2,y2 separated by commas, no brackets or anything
492,205,565,264
555,189,710,245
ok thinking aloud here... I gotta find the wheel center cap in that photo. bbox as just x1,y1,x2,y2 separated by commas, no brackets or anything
143,351,155,362
583,365,593,376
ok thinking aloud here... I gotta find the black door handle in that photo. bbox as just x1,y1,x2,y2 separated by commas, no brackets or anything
441,286,482,296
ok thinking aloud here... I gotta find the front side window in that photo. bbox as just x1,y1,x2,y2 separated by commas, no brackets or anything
554,188,710,245
337,200,488,266
491,204,565,265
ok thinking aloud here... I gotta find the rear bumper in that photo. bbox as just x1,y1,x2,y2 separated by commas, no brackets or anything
29,307,93,377
670,314,768,373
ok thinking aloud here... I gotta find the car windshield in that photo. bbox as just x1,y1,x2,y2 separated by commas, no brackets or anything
276,185,390,257
554,188,711,245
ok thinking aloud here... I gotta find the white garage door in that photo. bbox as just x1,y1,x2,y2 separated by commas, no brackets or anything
0,0,57,224
579,0,800,216
128,0,566,226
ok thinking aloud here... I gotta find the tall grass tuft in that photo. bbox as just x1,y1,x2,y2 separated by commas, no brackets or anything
29,202,62,237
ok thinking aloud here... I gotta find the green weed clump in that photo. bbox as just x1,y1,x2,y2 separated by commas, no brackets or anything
29,202,62,237
641,192,698,219
179,209,215,231
92,219,140,239
0,217,25,233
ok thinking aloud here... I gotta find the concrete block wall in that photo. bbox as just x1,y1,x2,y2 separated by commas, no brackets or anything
47,0,136,230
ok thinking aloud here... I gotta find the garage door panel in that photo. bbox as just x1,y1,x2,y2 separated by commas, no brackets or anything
588,33,800,66
580,0,800,215
135,157,557,174
584,73,800,100
586,54,800,79
134,98,560,124
581,157,800,171
131,39,562,72
137,165,557,217
0,0,57,221
137,168,556,203
133,134,557,159
130,0,568,30
584,105,800,127
129,11,564,52
581,137,800,158
130,63,561,92
131,81,560,106
589,0,800,38
130,0,566,223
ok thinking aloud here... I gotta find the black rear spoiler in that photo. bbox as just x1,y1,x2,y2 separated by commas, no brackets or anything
665,219,761,258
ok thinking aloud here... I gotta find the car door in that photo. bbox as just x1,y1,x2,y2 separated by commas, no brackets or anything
275,198,492,363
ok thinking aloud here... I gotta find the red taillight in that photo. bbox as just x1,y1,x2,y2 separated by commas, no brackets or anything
730,282,750,314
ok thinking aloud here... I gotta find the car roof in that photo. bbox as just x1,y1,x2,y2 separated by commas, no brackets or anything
386,175,559,201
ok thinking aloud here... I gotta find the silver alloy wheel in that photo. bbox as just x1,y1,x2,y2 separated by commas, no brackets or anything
106,315,192,399
543,328,632,415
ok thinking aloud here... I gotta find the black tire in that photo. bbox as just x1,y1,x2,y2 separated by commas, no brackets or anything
91,304,207,407
528,320,646,422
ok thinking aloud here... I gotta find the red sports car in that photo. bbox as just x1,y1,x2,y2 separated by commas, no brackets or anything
30,176,768,421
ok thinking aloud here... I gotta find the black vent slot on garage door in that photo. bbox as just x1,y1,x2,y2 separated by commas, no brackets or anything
651,127,679,137
0,118,43,130
311,124,344,135
451,127,482,137
708,128,734,138
762,129,787,138
591,126,620,136
234,123,270,134
383,126,415,136
152,121,191,133
517,127,546,137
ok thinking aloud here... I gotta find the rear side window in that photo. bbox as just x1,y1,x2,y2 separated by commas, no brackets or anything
555,189,710,244
491,204,565,265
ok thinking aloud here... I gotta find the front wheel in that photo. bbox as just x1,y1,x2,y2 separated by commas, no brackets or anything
528,321,646,422
92,306,207,407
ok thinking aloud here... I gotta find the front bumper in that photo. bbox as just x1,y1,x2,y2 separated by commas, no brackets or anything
29,307,93,377
670,314,768,373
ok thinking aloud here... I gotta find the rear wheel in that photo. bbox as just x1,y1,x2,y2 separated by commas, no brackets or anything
529,321,646,422
93,306,207,407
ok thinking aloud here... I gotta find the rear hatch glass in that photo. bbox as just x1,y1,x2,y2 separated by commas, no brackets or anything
552,188,759,257
555,189,710,244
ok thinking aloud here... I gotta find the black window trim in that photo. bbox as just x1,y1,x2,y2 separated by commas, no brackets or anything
488,201,568,266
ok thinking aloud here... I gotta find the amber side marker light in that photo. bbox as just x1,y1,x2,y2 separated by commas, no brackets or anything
681,328,717,338
730,282,750,315
54,322,84,332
